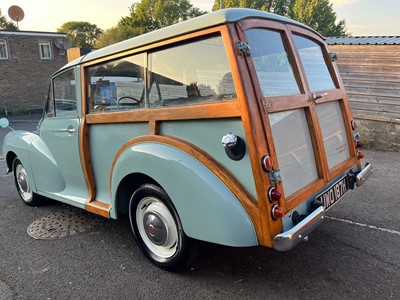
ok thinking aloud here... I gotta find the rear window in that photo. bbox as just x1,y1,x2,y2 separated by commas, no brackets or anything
246,29,300,97
293,35,336,92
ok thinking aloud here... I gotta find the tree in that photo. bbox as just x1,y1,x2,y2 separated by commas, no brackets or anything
212,0,346,36
119,0,206,36
212,0,295,14
0,9,18,30
57,21,103,48
95,26,134,48
291,0,346,36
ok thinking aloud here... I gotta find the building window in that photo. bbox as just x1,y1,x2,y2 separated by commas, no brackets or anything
0,39,9,59
39,41,52,59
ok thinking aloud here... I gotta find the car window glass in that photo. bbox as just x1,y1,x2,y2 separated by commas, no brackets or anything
45,81,54,117
53,69,77,117
87,54,146,113
246,29,300,97
148,35,236,108
293,35,336,92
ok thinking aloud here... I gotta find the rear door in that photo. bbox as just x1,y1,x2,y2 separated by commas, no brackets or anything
237,20,357,211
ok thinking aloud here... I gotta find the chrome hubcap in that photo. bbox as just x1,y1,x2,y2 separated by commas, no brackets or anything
17,172,28,192
15,163,32,202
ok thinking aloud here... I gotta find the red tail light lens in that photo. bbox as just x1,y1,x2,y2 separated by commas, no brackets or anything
262,155,273,171
355,140,364,148
357,150,365,160
271,204,285,220
268,187,281,203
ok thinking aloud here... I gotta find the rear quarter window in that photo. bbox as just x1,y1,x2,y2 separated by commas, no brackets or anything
148,35,236,108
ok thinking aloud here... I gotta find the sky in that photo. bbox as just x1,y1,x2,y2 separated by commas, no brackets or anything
1,0,399,36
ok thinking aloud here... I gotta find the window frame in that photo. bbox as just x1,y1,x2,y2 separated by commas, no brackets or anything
51,68,78,118
39,40,53,60
0,38,9,60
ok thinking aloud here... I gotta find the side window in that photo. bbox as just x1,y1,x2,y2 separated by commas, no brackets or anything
53,69,77,117
45,81,54,117
0,38,9,59
39,41,52,60
246,29,300,96
148,35,236,108
87,53,146,113
293,35,336,92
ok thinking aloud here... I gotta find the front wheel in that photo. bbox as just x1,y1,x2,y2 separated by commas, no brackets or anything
13,158,44,206
129,184,198,271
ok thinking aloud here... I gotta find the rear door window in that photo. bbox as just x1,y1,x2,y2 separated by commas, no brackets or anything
293,35,336,92
246,29,300,96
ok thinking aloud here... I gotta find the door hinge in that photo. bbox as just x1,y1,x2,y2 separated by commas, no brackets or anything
236,41,251,56
269,168,282,184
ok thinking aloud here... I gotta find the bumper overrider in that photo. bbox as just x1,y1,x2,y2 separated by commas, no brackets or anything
273,163,373,252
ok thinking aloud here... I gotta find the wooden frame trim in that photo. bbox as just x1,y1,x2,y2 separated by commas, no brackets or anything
79,64,96,204
86,101,241,124
109,134,263,241
233,22,284,245
85,201,111,218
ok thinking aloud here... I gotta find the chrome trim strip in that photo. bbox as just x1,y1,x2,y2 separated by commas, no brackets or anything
356,163,373,187
273,206,325,252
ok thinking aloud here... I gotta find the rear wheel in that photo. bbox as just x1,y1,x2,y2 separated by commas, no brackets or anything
13,158,44,206
129,184,198,271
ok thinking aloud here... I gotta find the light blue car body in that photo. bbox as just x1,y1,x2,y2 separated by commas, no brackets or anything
2,9,326,248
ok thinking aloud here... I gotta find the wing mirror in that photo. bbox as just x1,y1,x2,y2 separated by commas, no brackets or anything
0,118,14,131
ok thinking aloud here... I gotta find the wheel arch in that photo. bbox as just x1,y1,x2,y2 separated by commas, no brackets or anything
114,172,159,217
5,151,17,172
110,136,258,247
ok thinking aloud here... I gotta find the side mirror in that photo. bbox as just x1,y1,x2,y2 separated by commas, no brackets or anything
0,118,13,131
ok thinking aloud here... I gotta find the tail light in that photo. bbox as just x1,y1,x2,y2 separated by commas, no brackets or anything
357,151,365,160
355,140,363,148
262,155,273,171
271,204,285,220
268,187,281,203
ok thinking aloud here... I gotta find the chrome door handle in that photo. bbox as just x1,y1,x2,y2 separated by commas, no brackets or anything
66,125,77,135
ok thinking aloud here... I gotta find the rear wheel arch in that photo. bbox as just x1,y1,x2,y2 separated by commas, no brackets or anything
110,141,258,247
114,172,159,217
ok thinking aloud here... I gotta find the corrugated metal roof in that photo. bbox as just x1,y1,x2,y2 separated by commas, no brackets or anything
327,36,400,45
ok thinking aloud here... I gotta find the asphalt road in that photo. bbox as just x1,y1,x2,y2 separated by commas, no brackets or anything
0,116,399,299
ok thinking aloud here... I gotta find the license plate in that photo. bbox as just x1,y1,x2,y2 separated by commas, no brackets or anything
316,175,348,210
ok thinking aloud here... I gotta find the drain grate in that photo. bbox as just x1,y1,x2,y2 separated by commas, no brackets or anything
27,206,103,240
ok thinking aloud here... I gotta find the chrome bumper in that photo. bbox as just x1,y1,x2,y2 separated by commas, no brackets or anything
273,206,325,252
356,163,373,187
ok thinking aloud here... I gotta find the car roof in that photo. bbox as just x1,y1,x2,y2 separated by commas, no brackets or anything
61,8,321,70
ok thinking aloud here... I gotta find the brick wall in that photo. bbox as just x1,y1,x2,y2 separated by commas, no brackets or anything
0,31,68,114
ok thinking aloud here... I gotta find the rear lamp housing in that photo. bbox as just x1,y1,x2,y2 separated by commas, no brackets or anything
268,187,281,203
271,204,285,220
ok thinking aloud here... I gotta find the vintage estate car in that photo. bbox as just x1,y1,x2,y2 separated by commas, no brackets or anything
1,8,372,271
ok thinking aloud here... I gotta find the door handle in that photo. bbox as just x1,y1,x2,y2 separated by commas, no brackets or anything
66,125,77,135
